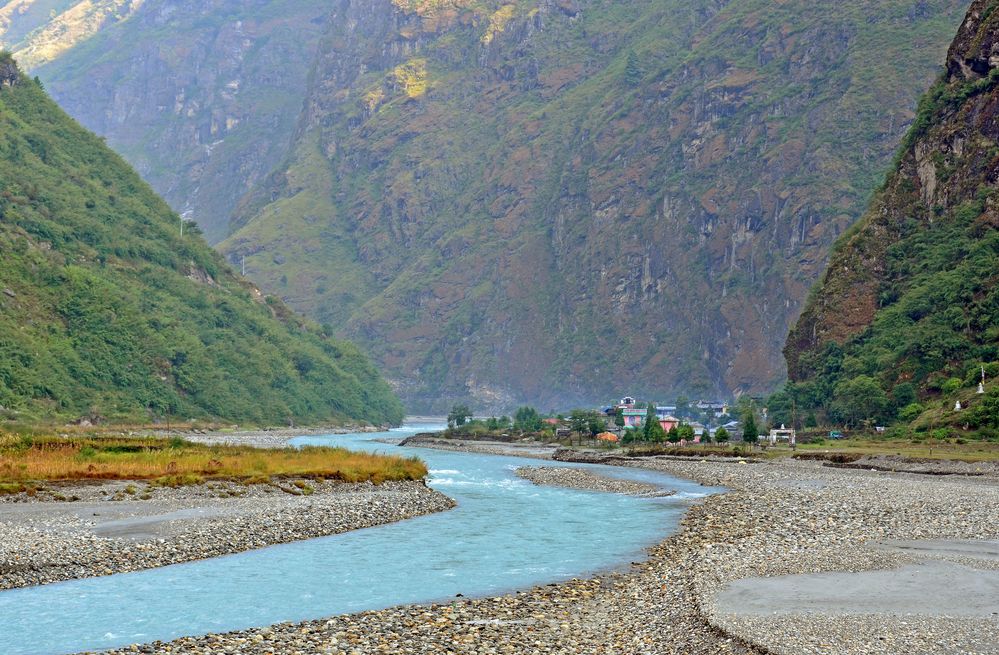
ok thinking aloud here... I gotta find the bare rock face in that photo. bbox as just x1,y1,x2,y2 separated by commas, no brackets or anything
221,0,968,412
25,0,332,244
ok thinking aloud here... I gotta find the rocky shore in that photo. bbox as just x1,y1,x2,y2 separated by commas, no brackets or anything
0,479,454,590
84,446,999,655
398,434,557,459
93,451,999,655
516,466,675,497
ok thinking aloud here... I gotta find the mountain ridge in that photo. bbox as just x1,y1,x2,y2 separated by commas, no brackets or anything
0,52,404,426
221,0,969,411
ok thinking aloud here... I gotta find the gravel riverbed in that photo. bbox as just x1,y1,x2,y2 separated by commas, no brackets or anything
0,479,454,590
91,448,999,655
397,436,557,459
516,466,674,496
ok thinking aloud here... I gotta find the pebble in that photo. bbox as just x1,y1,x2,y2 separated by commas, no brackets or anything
516,466,674,496
10,439,999,655
0,480,454,590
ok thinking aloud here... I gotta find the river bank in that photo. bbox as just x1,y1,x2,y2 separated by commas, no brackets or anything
95,445,999,655
516,466,675,497
396,434,558,459
0,479,453,590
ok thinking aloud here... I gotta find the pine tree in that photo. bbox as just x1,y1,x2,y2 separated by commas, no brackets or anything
624,50,642,87
648,418,667,443
643,403,657,440
742,413,759,444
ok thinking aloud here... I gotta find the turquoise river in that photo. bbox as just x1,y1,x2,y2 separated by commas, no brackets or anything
0,422,717,654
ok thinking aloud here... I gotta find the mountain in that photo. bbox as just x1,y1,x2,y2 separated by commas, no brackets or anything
0,53,404,426
219,0,968,412
1,0,332,244
783,0,999,432
0,0,143,70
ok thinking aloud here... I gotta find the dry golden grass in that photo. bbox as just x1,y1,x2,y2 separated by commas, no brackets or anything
0,434,427,488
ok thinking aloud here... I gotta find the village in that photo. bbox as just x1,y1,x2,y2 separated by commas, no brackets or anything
447,396,799,448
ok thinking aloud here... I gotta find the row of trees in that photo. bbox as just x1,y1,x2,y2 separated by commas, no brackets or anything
446,405,547,432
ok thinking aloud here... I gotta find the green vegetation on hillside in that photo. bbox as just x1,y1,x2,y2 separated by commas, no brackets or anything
0,55,404,426
780,2,999,437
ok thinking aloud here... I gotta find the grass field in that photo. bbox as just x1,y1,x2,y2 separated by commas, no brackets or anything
791,438,999,462
0,434,427,493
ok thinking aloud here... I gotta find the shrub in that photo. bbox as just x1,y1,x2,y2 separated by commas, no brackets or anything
941,377,964,395
898,402,925,422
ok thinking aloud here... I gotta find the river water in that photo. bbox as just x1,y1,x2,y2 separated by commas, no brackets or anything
0,423,716,655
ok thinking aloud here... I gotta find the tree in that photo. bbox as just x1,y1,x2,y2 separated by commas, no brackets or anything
715,427,730,443
666,425,681,444
513,406,542,432
678,423,696,443
569,409,590,435
447,404,472,428
587,413,605,436
643,403,658,440
648,417,666,443
742,413,759,444
624,50,642,87
766,388,795,429
967,389,999,429
892,382,917,410
614,408,625,428
898,403,925,422
830,376,890,428
676,396,691,419
621,428,642,444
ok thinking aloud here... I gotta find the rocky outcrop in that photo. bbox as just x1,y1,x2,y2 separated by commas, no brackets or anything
785,0,999,411
27,0,331,243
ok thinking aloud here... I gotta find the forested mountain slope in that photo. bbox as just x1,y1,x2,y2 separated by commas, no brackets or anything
222,0,968,411
783,0,999,431
1,0,331,243
0,54,404,426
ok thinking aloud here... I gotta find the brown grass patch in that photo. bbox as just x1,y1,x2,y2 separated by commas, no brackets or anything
0,434,427,486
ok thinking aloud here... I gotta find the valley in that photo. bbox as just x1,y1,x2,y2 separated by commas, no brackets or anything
1,1,999,654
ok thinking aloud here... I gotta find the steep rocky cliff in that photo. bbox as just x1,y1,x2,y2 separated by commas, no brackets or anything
222,0,967,411
0,54,404,426
783,0,999,428
2,0,331,243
